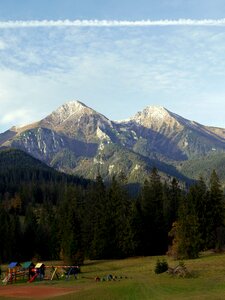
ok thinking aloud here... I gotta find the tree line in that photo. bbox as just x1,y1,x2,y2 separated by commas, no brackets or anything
0,165,224,264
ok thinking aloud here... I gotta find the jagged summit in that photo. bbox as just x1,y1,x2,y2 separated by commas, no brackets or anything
127,105,183,130
136,105,169,119
37,100,113,140
57,100,88,112
117,106,170,123
43,100,93,126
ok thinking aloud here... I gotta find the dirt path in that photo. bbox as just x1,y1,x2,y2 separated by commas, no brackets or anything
0,285,78,299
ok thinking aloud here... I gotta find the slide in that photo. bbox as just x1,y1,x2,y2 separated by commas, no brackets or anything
2,274,11,285
28,273,38,283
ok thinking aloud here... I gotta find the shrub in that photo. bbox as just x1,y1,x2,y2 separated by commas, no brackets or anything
154,259,168,274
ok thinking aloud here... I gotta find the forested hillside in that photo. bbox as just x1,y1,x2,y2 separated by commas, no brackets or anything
0,148,224,264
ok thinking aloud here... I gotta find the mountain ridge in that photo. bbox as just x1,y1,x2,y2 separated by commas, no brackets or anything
1,100,225,184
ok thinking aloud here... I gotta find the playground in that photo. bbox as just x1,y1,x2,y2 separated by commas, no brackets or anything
0,261,81,298
1,262,80,285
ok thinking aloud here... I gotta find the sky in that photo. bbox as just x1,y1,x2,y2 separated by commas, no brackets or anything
1,0,225,132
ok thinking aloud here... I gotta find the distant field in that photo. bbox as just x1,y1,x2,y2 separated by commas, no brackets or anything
1,252,225,299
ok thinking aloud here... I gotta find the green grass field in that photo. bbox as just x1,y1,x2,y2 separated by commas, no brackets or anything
2,252,225,299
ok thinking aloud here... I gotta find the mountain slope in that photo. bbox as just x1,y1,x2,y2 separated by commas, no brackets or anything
122,106,225,161
179,153,225,186
1,100,225,185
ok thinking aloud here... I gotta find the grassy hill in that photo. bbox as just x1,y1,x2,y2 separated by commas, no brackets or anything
1,253,225,299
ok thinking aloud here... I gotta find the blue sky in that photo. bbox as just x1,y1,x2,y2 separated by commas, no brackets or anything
0,0,225,20
1,1,225,132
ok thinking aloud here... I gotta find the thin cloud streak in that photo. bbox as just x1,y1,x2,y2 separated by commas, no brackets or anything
1,19,225,28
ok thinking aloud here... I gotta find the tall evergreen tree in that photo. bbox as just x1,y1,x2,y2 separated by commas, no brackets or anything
59,186,84,264
187,176,210,250
163,178,181,233
36,204,60,260
130,198,144,256
208,170,225,249
22,205,39,260
0,205,11,262
84,174,110,259
140,168,167,255
168,197,201,259
106,176,133,258
10,213,23,261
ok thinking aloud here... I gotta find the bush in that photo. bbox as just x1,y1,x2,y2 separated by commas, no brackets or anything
154,259,168,274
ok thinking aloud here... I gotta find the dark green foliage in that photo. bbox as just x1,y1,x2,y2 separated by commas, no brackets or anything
187,177,209,250
22,205,39,259
105,176,134,258
0,147,225,263
83,174,108,259
178,203,201,259
208,170,225,249
0,205,12,262
83,174,134,259
168,170,225,259
59,186,84,265
0,148,89,197
154,259,168,274
139,168,167,255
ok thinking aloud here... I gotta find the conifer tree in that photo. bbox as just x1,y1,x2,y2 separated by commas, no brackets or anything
130,198,144,256
163,178,181,232
0,205,11,262
169,198,201,259
84,174,110,259
23,205,39,260
59,186,84,264
36,204,60,260
187,176,210,250
10,213,23,261
140,167,167,255
208,170,225,249
106,176,133,258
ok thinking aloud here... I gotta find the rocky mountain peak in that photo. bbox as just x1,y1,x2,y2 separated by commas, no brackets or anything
37,100,113,140
51,100,91,121
130,105,182,130
57,100,88,113
40,100,96,127
138,105,169,119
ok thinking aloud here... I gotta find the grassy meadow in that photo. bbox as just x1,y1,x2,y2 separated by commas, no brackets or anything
2,252,225,299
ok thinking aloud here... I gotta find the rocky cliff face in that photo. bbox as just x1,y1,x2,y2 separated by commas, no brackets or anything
1,100,225,183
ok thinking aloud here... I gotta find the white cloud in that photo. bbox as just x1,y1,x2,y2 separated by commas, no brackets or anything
1,19,225,28
1,108,32,126
1,23,225,131
0,40,7,50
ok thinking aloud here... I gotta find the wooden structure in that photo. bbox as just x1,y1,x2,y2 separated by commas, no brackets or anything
2,263,80,284
2,262,21,284
21,261,35,280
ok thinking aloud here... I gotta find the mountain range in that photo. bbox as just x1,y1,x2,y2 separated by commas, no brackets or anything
1,100,225,185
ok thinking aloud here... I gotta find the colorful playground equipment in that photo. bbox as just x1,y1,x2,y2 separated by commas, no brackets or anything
2,262,21,285
28,263,45,283
48,266,80,281
1,262,80,285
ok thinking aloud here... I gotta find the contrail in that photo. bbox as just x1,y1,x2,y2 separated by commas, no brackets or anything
0,19,225,28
